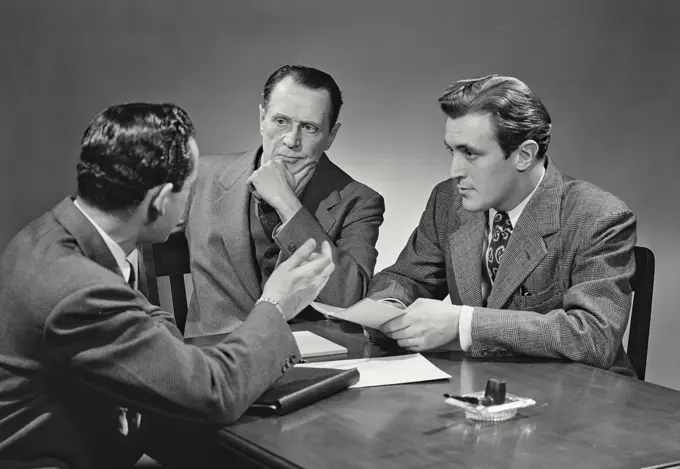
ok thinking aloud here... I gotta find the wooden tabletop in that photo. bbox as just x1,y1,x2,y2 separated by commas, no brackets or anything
190,319,680,469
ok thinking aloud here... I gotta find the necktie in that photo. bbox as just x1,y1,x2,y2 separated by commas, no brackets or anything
258,201,281,240
126,259,136,289
486,211,512,283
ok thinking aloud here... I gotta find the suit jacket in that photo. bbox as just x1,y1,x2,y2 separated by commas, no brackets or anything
368,159,637,376
0,198,299,469
185,148,385,337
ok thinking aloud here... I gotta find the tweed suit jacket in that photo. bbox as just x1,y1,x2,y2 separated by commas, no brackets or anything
0,198,299,469
368,159,637,376
184,148,385,337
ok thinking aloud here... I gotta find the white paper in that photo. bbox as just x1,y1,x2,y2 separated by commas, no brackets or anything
292,331,347,359
296,353,451,388
310,298,405,329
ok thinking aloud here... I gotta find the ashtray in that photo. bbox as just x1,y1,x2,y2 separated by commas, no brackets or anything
443,379,536,422
444,391,536,421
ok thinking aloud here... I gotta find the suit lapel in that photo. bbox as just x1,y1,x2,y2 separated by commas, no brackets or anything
450,208,486,306
486,159,562,308
215,150,261,301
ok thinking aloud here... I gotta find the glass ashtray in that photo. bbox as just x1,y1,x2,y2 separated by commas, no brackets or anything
444,391,536,422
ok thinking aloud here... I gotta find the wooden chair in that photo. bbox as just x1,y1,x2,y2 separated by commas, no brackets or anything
137,232,191,334
627,246,655,381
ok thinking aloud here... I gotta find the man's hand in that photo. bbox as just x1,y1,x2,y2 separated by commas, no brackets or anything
247,159,307,222
380,298,461,352
262,239,335,320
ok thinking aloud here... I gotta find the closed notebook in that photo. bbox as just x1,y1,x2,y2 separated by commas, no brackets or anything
249,366,360,415
292,330,348,359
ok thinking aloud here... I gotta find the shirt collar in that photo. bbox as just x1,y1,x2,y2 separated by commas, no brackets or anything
73,199,131,282
489,165,546,229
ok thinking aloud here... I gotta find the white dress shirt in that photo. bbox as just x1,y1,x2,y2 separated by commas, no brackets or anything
458,166,546,350
73,199,135,286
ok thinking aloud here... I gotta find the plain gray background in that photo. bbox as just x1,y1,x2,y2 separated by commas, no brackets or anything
1,1,678,387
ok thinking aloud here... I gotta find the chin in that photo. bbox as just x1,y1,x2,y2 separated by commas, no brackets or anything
461,197,487,213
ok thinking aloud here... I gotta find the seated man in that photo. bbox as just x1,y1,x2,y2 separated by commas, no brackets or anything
0,103,335,468
367,75,637,376
185,65,385,337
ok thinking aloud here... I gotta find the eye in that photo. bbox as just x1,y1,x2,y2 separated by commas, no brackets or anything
274,117,288,126
302,124,318,134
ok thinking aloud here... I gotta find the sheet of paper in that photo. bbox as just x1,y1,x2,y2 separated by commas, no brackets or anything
292,331,347,359
310,298,405,329
296,353,451,388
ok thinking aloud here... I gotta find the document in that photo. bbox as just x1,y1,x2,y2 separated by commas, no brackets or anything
292,331,348,359
310,298,405,329
296,353,451,388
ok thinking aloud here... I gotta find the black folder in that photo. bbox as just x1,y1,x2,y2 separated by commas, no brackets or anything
249,366,360,415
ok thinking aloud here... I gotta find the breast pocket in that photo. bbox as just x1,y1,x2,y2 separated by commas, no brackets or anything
516,279,567,313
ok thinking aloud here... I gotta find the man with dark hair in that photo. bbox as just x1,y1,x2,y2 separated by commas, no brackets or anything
185,65,385,337
367,75,637,376
0,103,335,468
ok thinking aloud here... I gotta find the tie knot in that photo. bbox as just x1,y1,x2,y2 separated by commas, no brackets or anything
493,211,510,225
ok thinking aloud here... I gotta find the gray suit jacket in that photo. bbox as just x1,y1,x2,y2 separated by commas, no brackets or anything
185,149,385,337
0,198,299,469
368,159,637,376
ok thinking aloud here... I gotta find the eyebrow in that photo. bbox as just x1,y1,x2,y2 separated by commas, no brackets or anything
272,113,322,128
445,142,484,155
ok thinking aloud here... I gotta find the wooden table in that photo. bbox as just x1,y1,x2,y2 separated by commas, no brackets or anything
189,320,680,469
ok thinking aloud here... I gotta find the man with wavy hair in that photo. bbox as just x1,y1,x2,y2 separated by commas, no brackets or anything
367,75,637,376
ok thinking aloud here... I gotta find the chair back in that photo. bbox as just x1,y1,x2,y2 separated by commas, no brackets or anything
138,232,191,334
627,246,655,380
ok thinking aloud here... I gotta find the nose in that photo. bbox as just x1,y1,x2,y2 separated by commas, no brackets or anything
283,125,301,149
450,152,467,180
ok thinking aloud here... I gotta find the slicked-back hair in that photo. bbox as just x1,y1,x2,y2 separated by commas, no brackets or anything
76,102,196,213
438,75,552,159
262,65,343,129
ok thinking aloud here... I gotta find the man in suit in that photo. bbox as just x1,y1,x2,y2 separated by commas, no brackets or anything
185,65,385,337
0,103,335,468
367,75,637,376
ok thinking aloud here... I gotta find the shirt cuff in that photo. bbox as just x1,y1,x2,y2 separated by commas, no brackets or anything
458,305,474,352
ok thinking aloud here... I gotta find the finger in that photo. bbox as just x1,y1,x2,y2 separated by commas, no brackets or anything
397,337,422,350
381,314,410,334
320,240,333,259
282,239,317,268
292,253,333,277
386,326,415,341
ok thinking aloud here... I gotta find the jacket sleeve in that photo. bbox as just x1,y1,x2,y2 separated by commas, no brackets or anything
275,192,385,307
470,209,637,370
367,184,450,304
43,285,299,426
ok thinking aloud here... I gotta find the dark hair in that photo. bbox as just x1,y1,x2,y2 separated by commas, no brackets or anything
76,102,196,213
262,65,344,129
438,75,552,159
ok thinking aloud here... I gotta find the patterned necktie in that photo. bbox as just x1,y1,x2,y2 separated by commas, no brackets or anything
258,201,281,240
126,259,136,289
486,211,513,283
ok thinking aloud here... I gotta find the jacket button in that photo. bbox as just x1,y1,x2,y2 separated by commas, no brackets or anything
288,243,296,252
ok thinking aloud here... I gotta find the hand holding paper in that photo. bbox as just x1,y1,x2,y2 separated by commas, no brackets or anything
311,298,406,329
381,298,462,352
